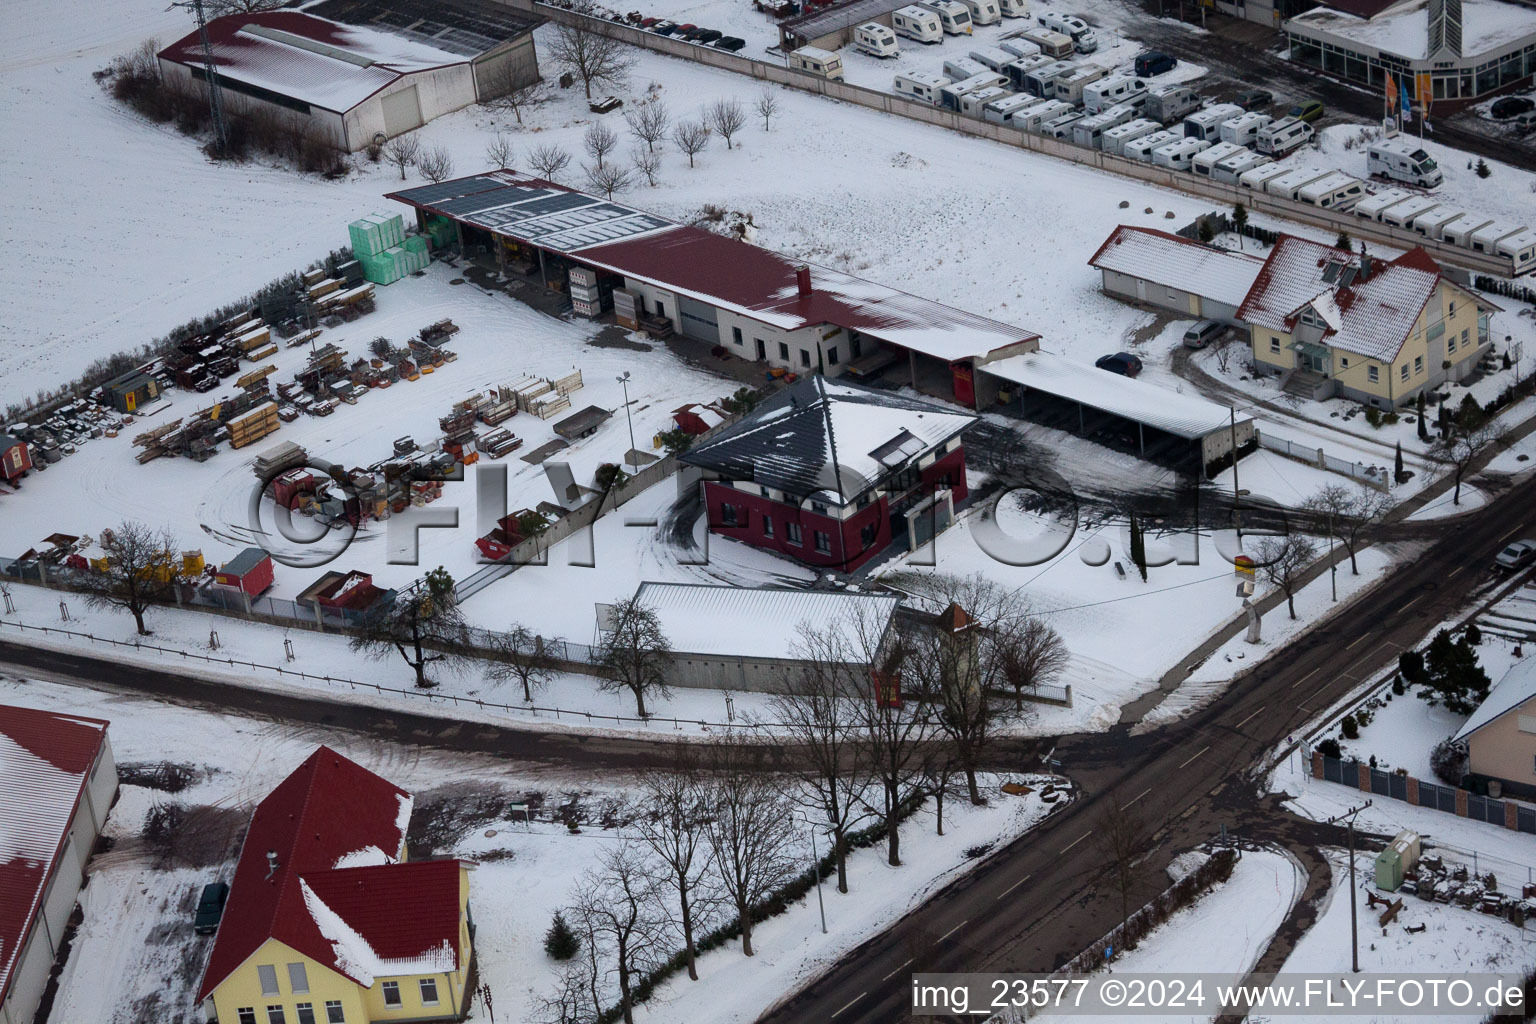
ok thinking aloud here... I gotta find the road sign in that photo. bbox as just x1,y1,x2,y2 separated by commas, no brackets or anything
1234,554,1255,578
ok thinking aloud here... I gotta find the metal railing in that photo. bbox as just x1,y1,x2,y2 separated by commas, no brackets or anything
1256,429,1395,491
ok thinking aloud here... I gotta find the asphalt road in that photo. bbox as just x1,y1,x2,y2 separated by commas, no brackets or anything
755,470,1536,1024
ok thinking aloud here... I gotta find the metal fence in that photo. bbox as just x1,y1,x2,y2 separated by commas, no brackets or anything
1256,430,1394,491
1317,752,1536,838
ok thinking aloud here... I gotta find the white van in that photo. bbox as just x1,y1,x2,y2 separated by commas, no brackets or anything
1004,54,1051,89
1366,138,1443,188
1072,105,1135,148
968,46,1016,73
1352,188,1415,222
1264,168,1332,201
918,0,973,34
1019,27,1074,58
959,85,1011,117
956,0,1002,26
893,5,944,42
1440,214,1496,247
1100,117,1159,156
1409,205,1463,238
1042,111,1086,139
1469,221,1525,254
894,71,950,105
1153,137,1210,170
1238,162,1290,191
983,92,1038,124
1191,141,1246,177
855,22,899,58
998,0,1029,17
789,46,844,80
1296,171,1366,210
1255,116,1313,156
1183,103,1244,142
1210,150,1271,184
1123,129,1179,161
1014,99,1073,133
1082,75,1147,115
944,57,989,81
1037,11,1097,53
1495,228,1536,276
1021,59,1075,97
1219,111,1272,148
1143,84,1202,124
939,72,1007,110
1381,195,1440,230
1053,65,1107,105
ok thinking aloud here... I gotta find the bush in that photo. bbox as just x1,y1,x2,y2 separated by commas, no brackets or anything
1340,714,1359,739
1399,649,1425,684
1316,738,1342,759
1364,406,1384,428
1465,622,1482,645
1429,738,1467,787
1391,674,1405,696
544,910,580,960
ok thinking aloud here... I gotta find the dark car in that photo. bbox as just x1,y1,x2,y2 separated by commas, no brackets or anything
194,881,229,934
1095,353,1144,377
651,19,679,34
1237,89,1273,111
1289,99,1325,123
1134,51,1177,78
675,23,700,38
713,36,747,51
1491,96,1535,119
695,28,723,43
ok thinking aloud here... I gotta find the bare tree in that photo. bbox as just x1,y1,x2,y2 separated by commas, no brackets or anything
921,746,966,837
631,146,661,187
623,97,670,153
634,744,713,980
1212,334,1237,374
202,0,285,15
703,735,799,957
546,6,636,100
583,161,633,199
672,120,711,168
584,122,618,168
383,133,421,180
415,144,455,183
529,143,573,182
569,843,667,1024
1254,534,1319,619
705,98,746,150
486,624,559,701
489,66,548,124
754,87,780,131
77,520,180,635
1098,792,1152,930
594,596,672,717
349,569,473,688
1002,616,1070,713
1302,484,1394,575
485,131,516,169
856,632,939,866
1431,421,1502,505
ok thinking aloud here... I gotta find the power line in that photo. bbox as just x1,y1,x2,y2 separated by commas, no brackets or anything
168,0,229,154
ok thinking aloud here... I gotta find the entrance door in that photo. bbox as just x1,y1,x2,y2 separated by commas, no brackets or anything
755,338,766,360
125,390,136,413
1302,350,1328,373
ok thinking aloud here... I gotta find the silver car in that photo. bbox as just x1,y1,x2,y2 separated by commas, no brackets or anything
1494,539,1536,570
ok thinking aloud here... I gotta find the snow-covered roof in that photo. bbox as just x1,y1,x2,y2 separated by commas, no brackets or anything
1454,656,1536,743
1286,0,1536,60
305,0,539,58
632,582,901,660
157,11,467,114
980,350,1251,439
0,706,109,1003
1089,226,1266,309
678,375,976,503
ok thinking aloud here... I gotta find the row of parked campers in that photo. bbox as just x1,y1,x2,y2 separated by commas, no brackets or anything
1352,187,1536,272
1237,164,1367,209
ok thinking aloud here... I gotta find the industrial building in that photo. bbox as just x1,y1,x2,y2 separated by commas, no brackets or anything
1089,226,1266,324
779,0,912,51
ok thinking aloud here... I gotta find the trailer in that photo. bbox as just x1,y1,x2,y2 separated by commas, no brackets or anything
939,72,1007,111
983,92,1038,124
959,85,1012,118
553,406,613,441
213,547,275,596
1122,129,1179,162
1380,195,1440,230
1002,54,1050,90
1408,205,1463,239
1296,172,1366,210
1264,167,1335,201
1072,104,1136,149
1352,188,1416,222
1100,117,1160,157
1496,229,1536,277
1183,103,1244,142
1012,99,1073,133
1052,64,1107,106
1469,220,1527,254
1152,137,1210,171
1218,111,1272,148
1209,150,1271,184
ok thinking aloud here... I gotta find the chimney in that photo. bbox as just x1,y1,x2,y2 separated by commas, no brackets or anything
795,265,812,297
1360,251,1373,281
266,850,280,880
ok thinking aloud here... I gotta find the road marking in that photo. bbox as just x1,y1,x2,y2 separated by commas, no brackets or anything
995,875,1032,901
1500,524,1523,544
1345,633,1370,650
1401,594,1423,612
1060,831,1093,855
830,993,867,1019
938,919,968,943
1178,745,1210,769
1447,566,1464,579
1291,667,1321,689
1236,706,1266,729
1125,788,1153,809
880,958,913,982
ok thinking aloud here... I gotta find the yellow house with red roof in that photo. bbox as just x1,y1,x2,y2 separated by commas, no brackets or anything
198,747,474,1024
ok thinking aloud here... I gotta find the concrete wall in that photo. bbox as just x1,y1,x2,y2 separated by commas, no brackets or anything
472,33,541,102
342,64,479,150
1468,694,1536,799
1199,416,1256,466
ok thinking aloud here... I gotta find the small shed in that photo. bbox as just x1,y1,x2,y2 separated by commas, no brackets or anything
0,434,32,482
297,569,387,612
213,547,275,596
671,402,728,437
102,369,161,413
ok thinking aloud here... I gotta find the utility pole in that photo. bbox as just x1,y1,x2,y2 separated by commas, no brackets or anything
616,370,637,468
1327,800,1372,973
1229,407,1242,542
169,0,229,153
807,817,828,935
1328,508,1337,601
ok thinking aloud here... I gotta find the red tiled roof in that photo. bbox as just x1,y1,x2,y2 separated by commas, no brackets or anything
198,746,464,999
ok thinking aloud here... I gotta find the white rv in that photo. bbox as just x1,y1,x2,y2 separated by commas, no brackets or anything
1042,111,1086,139
939,72,1007,110
1053,65,1107,105
855,22,900,58
919,0,973,34
959,85,1011,117
944,57,988,81
1381,195,1440,230
998,0,1029,16
1256,116,1313,156
1036,11,1098,53
1218,111,1272,148
1101,117,1160,157
983,92,1038,124
1469,221,1526,254
1014,99,1074,133
1004,54,1051,89
1072,104,1136,148
998,37,1040,58
1296,172,1366,210
1210,150,1271,184
1143,84,1202,124
956,0,1002,26
1408,205,1463,238
789,46,844,80
1183,103,1244,142
1020,59,1075,97
1152,137,1210,170
893,5,944,42
1440,214,1496,247
968,46,1016,72
1238,162,1290,191
1018,27,1074,58
1190,141,1246,177
1496,229,1536,276
1352,188,1415,222
1082,75,1147,115
1264,168,1333,201
1123,129,1179,161
894,71,950,105
1366,138,1443,188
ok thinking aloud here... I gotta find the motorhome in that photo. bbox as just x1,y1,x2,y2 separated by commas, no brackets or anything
1013,98,1074,132
1296,172,1366,210
1004,54,1051,89
1496,229,1536,276
789,46,844,79
1152,137,1210,171
1100,117,1160,156
956,0,1002,26
1439,214,1496,247
893,5,944,42
1020,59,1075,97
983,92,1038,124
1210,150,1271,184
894,71,950,105
1264,168,1334,201
939,72,1008,110
1053,65,1107,105
1143,84,1201,124
1036,11,1097,52
1190,141,1246,177
1238,162,1291,191
919,0,973,34
1042,110,1086,139
959,85,1011,117
1123,129,1179,161
1366,138,1443,188
1072,104,1136,148
1381,195,1440,230
969,46,1016,72
998,36,1040,58
1409,205,1463,238
1183,103,1244,142
855,22,900,58
1352,188,1415,222
998,0,1029,17
1469,221,1526,254
1082,74,1147,115
1018,27,1074,58
1218,111,1272,148
944,57,989,81
1255,117,1313,156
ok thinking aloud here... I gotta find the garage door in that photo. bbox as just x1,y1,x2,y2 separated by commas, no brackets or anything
381,85,423,136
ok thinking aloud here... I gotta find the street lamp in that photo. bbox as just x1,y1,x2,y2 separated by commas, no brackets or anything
616,371,637,468
805,815,828,935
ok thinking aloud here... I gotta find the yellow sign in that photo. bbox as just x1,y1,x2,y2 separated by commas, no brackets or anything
1234,554,1256,578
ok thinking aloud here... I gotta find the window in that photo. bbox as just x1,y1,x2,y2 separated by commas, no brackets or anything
382,981,402,1008
855,492,871,510
814,530,832,554
325,1002,345,1024
1340,356,1349,368
656,302,666,319
1414,355,1424,374
732,326,743,346
810,501,828,516
1448,335,1457,354
420,979,440,1006
720,503,738,527
799,348,812,368
267,1008,287,1024
1269,336,1281,353
760,485,771,499
850,335,862,358
238,1010,258,1024
778,342,789,361
295,1006,316,1024
1368,365,1379,383
1427,320,1445,342
1448,299,1456,315
827,346,839,366
763,515,774,537
257,965,280,997
1461,327,1469,347
786,522,803,545
1401,363,1410,381
287,963,309,994
860,522,878,548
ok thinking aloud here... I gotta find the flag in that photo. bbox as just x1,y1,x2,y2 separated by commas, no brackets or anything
1401,79,1413,122
1386,72,1398,112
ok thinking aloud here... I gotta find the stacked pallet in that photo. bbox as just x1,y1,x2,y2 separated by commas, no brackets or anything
228,402,280,449
479,428,523,458
479,396,517,425
349,213,427,285
505,376,553,412
287,327,323,349
307,278,343,302
568,265,609,319
551,368,584,396
232,323,272,353
236,365,279,390
614,288,640,330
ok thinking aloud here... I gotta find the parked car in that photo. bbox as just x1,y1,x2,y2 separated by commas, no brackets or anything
1134,51,1177,77
1490,96,1535,119
640,16,659,27
1182,319,1227,349
1237,89,1273,111
1513,110,1536,133
713,36,747,51
1095,352,1143,377
676,24,701,39
695,28,723,43
194,881,229,934
1288,99,1325,123
651,19,678,34
1494,539,1536,571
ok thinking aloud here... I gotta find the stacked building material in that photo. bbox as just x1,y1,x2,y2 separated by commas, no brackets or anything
228,402,280,449
614,288,640,330
568,265,611,319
